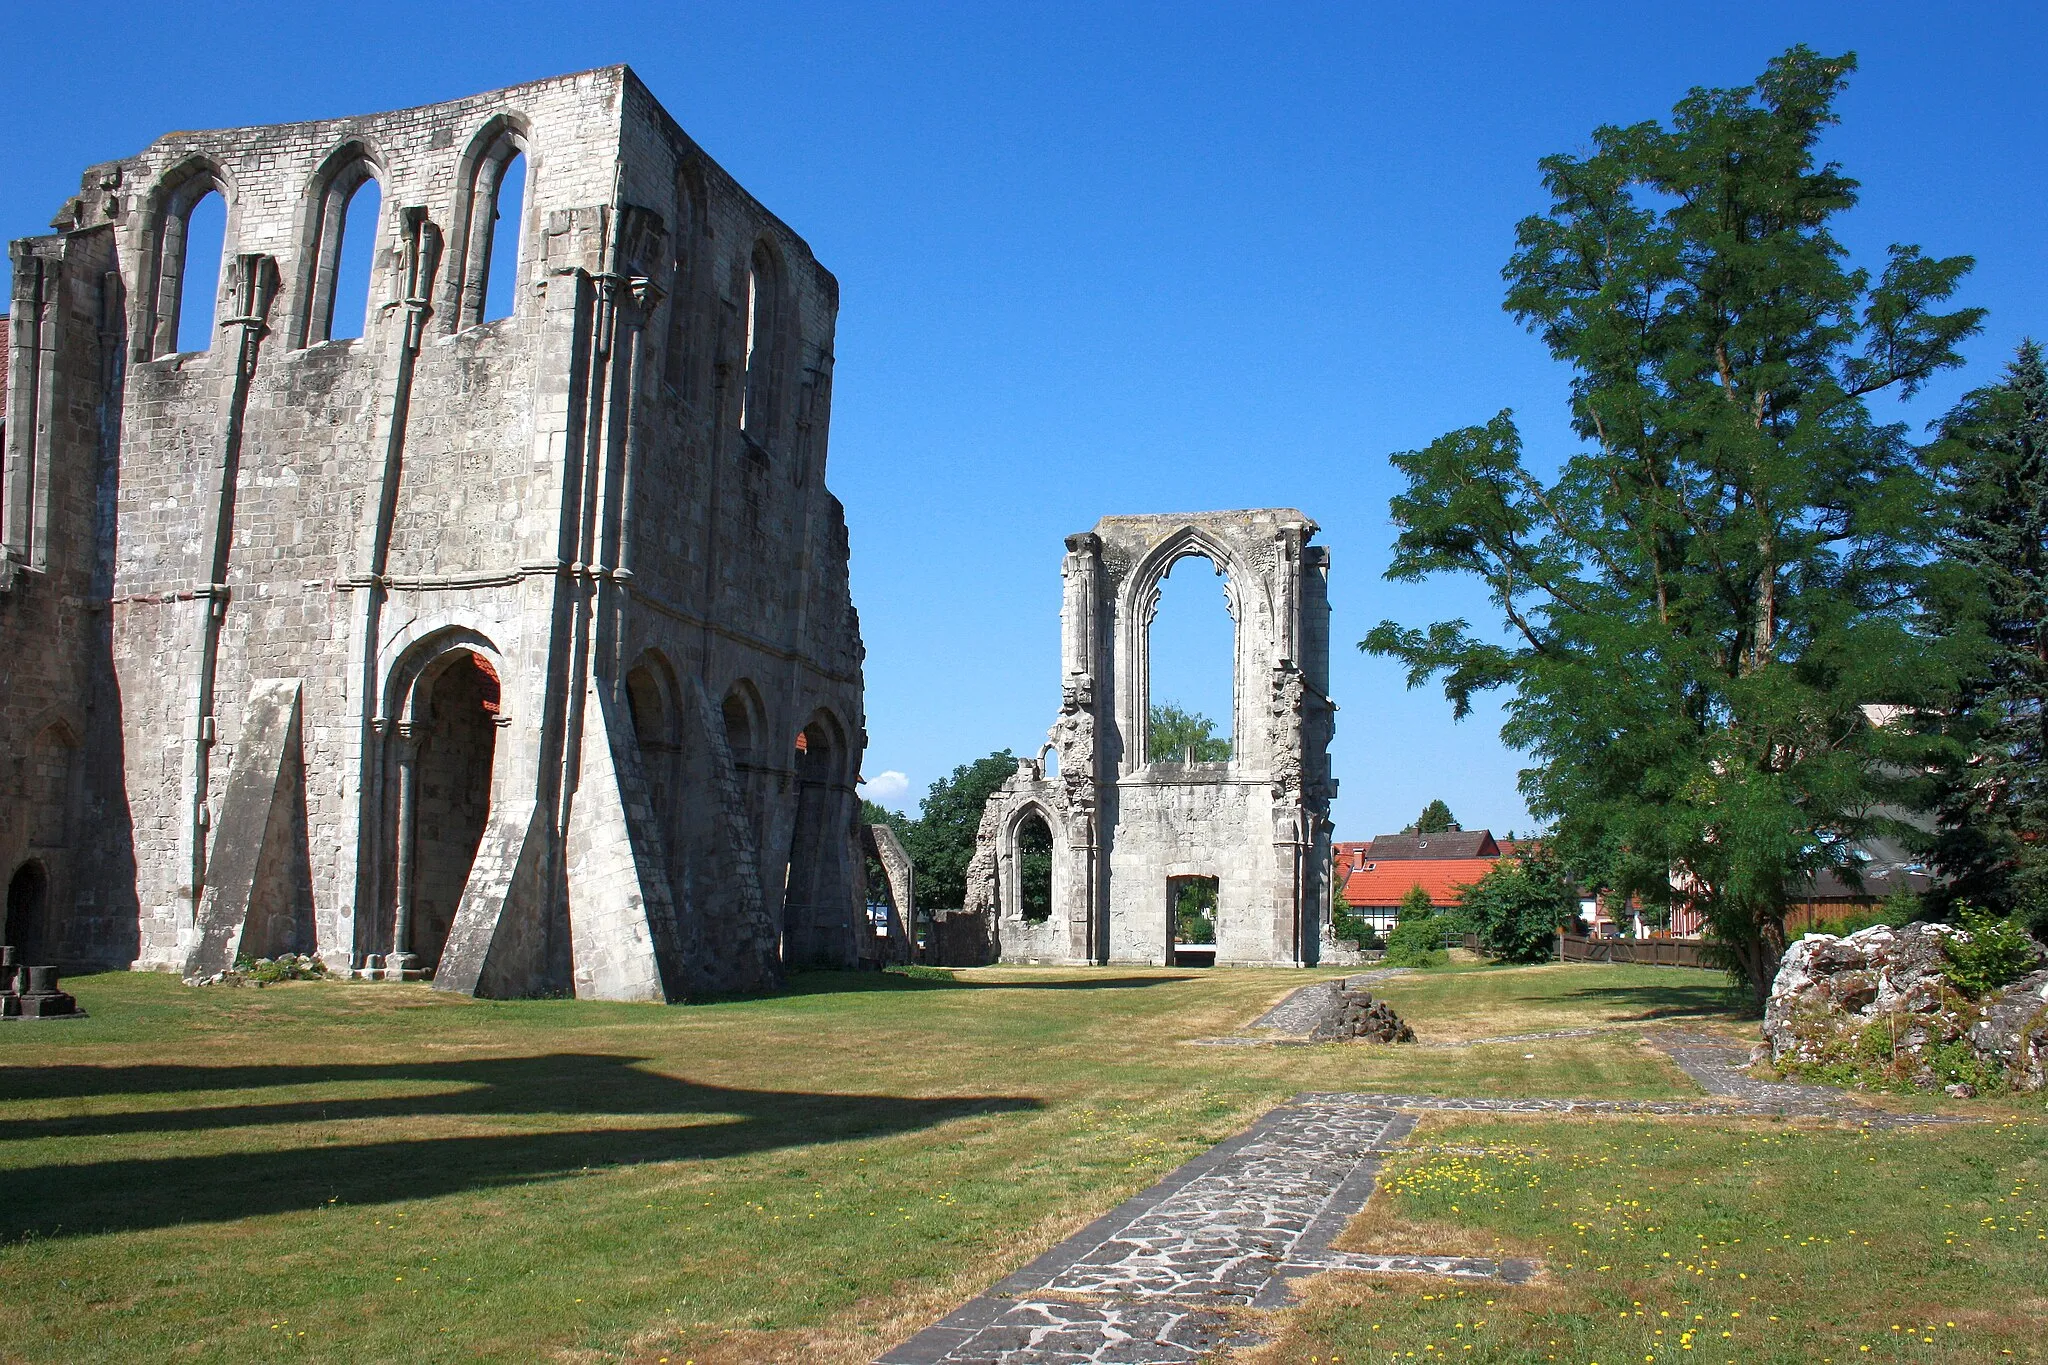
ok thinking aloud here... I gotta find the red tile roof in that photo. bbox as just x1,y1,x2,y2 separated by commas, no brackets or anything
1342,857,1500,909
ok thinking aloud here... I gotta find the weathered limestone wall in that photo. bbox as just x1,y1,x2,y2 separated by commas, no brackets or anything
959,509,1336,967
0,67,868,997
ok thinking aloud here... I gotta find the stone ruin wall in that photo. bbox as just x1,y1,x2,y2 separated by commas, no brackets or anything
952,509,1336,967
0,67,878,997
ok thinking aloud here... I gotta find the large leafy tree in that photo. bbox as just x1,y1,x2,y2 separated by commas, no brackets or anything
896,751,1018,911
1460,845,1578,963
1150,701,1232,761
1362,47,1981,1007
1925,342,2048,932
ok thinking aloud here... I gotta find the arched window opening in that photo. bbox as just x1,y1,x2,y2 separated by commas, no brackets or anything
26,724,77,848
305,161,383,344
664,170,705,397
5,862,50,964
1017,811,1053,923
626,660,680,863
481,151,527,323
1146,552,1235,765
390,651,498,974
781,714,843,962
176,190,227,353
741,240,779,436
1170,875,1219,963
721,686,758,764
722,682,771,856
158,186,228,355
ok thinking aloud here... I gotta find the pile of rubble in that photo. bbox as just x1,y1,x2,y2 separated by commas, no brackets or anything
1310,979,1417,1044
187,954,332,988
1761,921,2048,1094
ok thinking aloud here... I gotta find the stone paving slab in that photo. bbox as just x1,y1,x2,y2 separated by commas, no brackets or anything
875,1095,1417,1363
885,1299,1235,1365
878,1027,1965,1364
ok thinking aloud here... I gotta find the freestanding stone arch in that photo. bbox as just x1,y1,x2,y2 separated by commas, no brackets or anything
953,510,1335,967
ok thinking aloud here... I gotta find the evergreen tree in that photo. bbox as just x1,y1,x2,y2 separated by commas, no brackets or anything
1410,799,1459,834
1361,47,1981,1007
1926,342,2048,933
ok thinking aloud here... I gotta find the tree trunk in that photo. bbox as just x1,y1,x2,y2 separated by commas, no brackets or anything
1739,911,1789,1014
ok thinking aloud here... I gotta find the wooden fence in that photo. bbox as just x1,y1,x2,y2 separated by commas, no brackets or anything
1558,933,1717,969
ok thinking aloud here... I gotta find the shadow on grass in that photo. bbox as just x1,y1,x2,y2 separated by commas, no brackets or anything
0,1054,1039,1240
773,970,1195,998
1546,977,1749,1023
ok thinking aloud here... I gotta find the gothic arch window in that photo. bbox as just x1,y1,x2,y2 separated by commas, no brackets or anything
741,238,782,437
626,652,682,868
25,721,79,849
664,165,707,399
1137,541,1238,767
722,679,771,854
781,709,847,955
141,160,231,358
382,641,504,972
1009,805,1056,923
721,680,763,766
298,146,385,346
448,117,531,331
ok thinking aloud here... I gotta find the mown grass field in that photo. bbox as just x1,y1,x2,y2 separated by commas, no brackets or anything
0,962,2037,1363
1246,1114,2047,1364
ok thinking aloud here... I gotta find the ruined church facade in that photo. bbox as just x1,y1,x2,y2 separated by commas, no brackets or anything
949,511,1337,967
0,68,878,999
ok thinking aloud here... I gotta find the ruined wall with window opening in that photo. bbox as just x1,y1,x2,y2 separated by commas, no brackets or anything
948,510,1336,967
0,67,872,998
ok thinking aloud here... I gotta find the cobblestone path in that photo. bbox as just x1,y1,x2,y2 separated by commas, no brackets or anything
875,1094,1524,1365
876,995,1957,1364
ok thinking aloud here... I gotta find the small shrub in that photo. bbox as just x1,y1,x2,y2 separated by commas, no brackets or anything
1944,903,2039,997
1921,1039,2008,1095
1813,887,1922,937
237,954,329,984
1382,916,1449,968
1333,906,1379,949
1458,847,1574,964
1397,885,1435,922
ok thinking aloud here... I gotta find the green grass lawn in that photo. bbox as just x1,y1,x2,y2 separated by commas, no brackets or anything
1246,1114,2047,1364
0,961,2032,1363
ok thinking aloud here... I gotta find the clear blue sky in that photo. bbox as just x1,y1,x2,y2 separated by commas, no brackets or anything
5,3,2043,839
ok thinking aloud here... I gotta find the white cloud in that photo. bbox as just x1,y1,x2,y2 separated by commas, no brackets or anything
860,769,910,803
